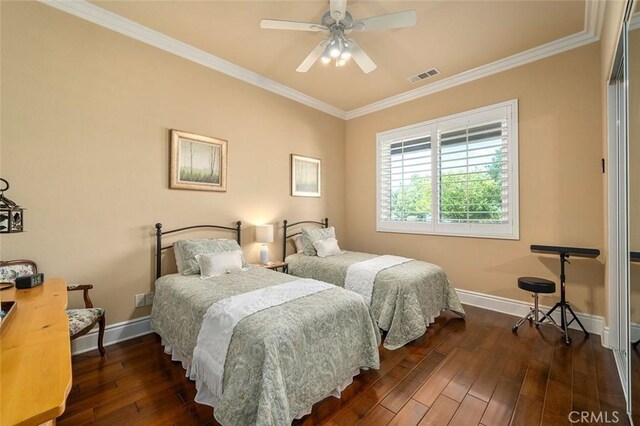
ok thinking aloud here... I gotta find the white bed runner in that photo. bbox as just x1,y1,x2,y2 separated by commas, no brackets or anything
190,278,333,400
345,255,412,305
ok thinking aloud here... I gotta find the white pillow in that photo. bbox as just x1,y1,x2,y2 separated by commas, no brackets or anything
196,250,244,279
313,238,341,258
292,235,304,254
174,246,185,274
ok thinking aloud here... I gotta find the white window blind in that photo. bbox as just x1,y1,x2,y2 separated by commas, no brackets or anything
379,135,432,223
376,100,519,239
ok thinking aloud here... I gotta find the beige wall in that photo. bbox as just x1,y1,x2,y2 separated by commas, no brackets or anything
0,2,346,325
0,1,615,325
345,43,605,316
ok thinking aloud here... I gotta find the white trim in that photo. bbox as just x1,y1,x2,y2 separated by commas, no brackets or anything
603,326,611,348
608,83,621,354
615,349,630,405
455,288,605,339
72,290,614,354
39,0,602,122
346,31,597,119
71,315,152,355
376,99,519,240
38,0,347,120
585,0,606,39
630,12,640,31
631,322,640,341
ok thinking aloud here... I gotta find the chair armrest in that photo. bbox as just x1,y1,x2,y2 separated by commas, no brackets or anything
67,284,94,309
67,284,93,291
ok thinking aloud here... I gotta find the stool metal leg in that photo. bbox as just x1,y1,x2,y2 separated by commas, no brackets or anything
512,292,564,334
513,293,546,332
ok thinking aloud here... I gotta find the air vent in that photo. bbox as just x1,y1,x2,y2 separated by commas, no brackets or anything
408,68,440,83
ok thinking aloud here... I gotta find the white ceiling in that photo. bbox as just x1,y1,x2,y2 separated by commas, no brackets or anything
88,0,589,113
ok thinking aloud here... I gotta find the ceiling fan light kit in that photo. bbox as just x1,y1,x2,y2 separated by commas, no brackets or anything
261,0,417,74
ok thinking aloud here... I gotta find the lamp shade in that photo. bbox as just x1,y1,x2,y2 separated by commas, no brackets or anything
255,224,274,244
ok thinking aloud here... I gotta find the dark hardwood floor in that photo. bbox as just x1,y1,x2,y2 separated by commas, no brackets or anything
58,305,629,425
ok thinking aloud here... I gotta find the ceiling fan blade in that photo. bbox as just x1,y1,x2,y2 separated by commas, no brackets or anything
261,19,327,32
349,39,377,74
352,10,417,32
296,40,328,73
330,0,347,22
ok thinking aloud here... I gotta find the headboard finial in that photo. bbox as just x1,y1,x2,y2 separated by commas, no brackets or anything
155,223,162,230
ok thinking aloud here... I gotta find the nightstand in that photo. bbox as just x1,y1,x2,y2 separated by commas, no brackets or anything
254,261,289,274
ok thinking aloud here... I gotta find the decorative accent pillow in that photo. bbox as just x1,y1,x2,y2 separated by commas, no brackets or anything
174,247,185,274
174,239,244,275
292,235,304,254
196,251,244,279
301,226,336,256
313,238,341,258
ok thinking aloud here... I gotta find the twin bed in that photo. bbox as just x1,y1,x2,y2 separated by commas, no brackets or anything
283,218,465,350
150,219,464,425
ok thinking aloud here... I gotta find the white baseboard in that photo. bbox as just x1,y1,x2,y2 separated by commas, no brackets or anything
455,288,605,341
631,322,640,342
600,323,639,350
602,326,611,348
72,290,609,355
71,315,152,355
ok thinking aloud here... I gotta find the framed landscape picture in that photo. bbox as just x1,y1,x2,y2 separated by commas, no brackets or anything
291,154,321,197
170,130,227,192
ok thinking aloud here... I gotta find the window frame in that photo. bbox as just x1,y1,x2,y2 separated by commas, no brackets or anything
376,99,519,240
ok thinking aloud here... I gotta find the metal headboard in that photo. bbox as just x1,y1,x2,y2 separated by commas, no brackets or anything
282,218,328,260
154,221,242,279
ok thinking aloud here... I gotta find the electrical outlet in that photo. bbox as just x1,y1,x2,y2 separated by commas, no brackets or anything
135,294,145,308
145,292,155,306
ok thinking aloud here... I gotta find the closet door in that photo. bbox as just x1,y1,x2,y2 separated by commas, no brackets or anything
609,20,630,407
628,8,640,423
609,2,638,418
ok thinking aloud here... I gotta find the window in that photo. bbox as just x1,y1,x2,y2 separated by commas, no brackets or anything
377,100,519,239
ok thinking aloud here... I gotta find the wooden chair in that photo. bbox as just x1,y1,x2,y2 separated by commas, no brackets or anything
0,259,106,356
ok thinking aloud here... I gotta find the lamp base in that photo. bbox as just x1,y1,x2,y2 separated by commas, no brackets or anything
260,245,270,265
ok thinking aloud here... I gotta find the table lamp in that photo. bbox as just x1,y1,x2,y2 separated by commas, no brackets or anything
255,224,274,264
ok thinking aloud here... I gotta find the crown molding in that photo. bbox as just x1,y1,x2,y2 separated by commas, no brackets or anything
585,0,606,39
345,30,598,120
39,0,348,119
40,0,601,122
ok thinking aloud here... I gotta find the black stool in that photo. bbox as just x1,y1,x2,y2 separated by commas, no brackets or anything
512,277,557,332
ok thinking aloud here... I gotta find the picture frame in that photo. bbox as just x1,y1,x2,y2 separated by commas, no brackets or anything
170,129,227,192
291,154,321,197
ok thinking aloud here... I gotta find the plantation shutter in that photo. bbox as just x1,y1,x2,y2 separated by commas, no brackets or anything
377,100,518,239
379,134,432,223
437,117,510,225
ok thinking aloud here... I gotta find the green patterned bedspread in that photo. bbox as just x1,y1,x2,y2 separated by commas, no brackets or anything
286,252,466,350
151,267,380,426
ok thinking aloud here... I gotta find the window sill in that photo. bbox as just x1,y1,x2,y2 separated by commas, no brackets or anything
376,224,520,241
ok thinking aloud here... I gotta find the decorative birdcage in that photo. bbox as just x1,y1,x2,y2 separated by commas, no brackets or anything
0,179,24,233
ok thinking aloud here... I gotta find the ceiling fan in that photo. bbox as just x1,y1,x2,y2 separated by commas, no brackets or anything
260,0,417,74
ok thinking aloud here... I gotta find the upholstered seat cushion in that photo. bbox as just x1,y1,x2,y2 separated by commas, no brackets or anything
67,308,104,336
517,277,556,294
0,264,35,283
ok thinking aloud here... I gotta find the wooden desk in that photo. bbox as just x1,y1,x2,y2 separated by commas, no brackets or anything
1,279,72,426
